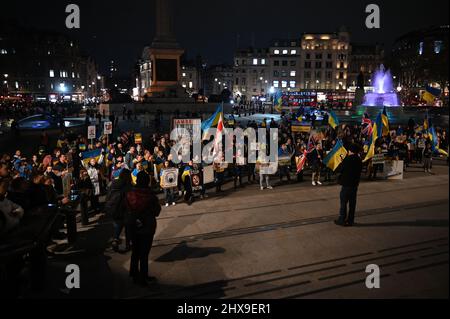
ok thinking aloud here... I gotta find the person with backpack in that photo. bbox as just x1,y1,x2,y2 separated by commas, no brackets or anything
125,171,161,286
105,169,132,252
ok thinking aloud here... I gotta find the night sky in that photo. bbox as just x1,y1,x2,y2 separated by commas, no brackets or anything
3,0,449,77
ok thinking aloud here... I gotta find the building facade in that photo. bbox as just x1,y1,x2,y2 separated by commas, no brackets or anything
299,28,350,91
205,64,234,96
268,39,301,93
347,43,384,88
232,28,352,101
390,25,449,92
232,48,270,101
0,23,101,103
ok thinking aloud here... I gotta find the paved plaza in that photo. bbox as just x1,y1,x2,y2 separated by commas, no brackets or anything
27,159,449,299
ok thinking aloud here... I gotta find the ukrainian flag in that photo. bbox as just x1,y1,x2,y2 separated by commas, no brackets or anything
181,166,192,183
202,104,223,140
81,148,102,166
422,85,441,104
382,106,389,136
323,140,348,171
430,124,448,157
363,112,383,162
423,111,430,138
274,91,283,113
328,111,339,129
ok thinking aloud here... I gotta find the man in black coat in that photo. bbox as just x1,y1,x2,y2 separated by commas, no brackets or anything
335,144,363,227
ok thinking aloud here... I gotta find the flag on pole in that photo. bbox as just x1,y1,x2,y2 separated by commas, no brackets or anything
296,150,308,173
363,112,383,162
202,104,223,140
422,85,441,104
323,140,348,171
81,148,102,166
212,112,224,159
382,106,389,136
274,91,283,113
429,122,448,157
328,111,339,129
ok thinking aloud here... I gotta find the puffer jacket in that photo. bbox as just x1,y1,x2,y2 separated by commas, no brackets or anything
125,187,161,236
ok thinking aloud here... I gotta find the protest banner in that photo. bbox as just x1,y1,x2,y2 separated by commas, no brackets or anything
62,173,72,197
203,165,215,184
173,118,201,140
160,168,179,188
190,168,203,192
385,160,404,180
134,133,142,144
372,153,385,165
104,121,113,135
278,156,291,166
87,125,96,140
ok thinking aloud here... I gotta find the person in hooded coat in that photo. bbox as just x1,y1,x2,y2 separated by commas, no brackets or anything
125,171,161,286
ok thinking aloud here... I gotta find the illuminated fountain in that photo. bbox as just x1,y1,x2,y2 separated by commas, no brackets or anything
363,65,400,107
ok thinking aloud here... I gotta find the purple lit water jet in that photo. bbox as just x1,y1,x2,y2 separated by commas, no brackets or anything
363,65,400,107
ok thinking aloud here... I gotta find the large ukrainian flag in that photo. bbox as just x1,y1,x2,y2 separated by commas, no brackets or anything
363,112,383,162
328,111,339,129
422,85,441,104
274,91,283,113
323,139,348,171
429,123,448,157
202,104,223,140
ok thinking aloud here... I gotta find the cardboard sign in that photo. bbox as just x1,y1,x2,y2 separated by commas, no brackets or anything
104,121,113,135
134,133,142,144
203,165,215,184
87,126,96,139
173,118,201,140
160,168,179,188
292,125,311,133
372,153,385,165
190,168,203,192
385,160,404,180
278,156,291,166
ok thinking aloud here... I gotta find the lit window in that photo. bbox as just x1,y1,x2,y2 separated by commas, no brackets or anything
281,81,287,88
253,58,258,65
261,59,266,65
49,70,55,78
182,73,186,77
182,83,187,88
0,49,7,54
290,81,296,88
291,50,297,55
72,72,75,78
290,71,296,77
434,41,443,54
282,50,288,54
274,50,280,55
51,84,54,89
419,42,424,55
15,81,19,89
189,81,193,88
273,80,279,88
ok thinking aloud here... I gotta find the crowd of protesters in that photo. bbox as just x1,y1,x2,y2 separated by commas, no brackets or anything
1,106,448,289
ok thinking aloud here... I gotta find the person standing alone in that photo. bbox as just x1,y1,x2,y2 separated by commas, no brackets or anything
335,144,363,227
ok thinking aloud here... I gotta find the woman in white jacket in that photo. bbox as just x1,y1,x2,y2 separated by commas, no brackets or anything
81,153,104,212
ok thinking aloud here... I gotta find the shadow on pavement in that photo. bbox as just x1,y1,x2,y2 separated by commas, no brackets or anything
155,241,226,262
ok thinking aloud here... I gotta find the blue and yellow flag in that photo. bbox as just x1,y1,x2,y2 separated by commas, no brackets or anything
363,112,383,162
429,124,448,157
202,104,223,140
81,148,102,166
274,91,283,113
323,140,348,171
422,85,441,104
382,106,389,136
328,111,339,129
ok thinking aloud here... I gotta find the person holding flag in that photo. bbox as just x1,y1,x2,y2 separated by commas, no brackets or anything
335,143,363,227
